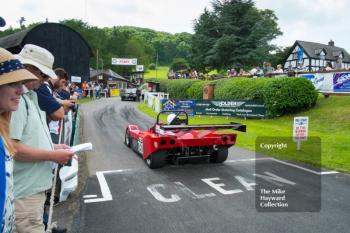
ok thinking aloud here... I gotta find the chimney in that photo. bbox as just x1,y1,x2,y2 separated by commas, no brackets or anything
328,40,335,46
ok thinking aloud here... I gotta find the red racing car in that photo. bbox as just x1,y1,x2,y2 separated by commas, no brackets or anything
125,110,246,168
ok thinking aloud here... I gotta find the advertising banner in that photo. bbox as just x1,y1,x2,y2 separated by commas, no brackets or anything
195,100,266,118
161,99,195,116
298,73,333,91
111,58,137,65
71,76,81,83
297,48,304,64
298,72,350,93
333,72,350,92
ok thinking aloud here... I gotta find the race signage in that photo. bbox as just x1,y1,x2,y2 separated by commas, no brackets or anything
136,65,144,72
298,71,350,93
293,117,309,142
333,72,350,92
111,58,137,66
162,99,195,116
71,76,81,83
195,100,266,118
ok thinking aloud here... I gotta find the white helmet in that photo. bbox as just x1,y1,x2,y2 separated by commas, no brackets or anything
167,113,177,124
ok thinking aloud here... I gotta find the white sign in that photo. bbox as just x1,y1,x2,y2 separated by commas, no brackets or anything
111,58,137,65
136,65,144,72
293,117,309,142
71,76,81,83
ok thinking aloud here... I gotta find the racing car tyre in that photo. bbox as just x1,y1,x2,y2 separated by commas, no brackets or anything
210,147,228,163
125,129,131,147
145,150,167,169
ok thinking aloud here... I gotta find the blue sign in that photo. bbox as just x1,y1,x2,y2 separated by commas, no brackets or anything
333,72,350,92
297,48,304,65
161,99,195,116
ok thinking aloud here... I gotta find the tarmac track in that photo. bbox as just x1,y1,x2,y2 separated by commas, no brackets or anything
60,98,350,233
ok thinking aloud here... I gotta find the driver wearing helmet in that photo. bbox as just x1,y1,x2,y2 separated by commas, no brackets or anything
167,113,181,125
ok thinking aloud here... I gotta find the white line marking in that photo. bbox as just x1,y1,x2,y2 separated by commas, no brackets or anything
269,158,321,175
226,158,270,163
319,171,339,175
84,169,133,204
83,195,98,198
226,157,339,176
268,158,338,175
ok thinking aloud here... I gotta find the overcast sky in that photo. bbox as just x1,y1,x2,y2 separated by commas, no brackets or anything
2,0,349,51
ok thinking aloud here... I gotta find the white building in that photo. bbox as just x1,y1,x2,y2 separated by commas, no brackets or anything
284,40,350,72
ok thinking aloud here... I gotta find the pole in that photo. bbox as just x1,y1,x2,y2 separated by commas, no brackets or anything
156,51,158,79
96,48,99,71
297,140,301,151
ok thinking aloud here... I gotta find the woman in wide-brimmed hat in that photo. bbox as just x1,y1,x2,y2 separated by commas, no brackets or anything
0,47,37,232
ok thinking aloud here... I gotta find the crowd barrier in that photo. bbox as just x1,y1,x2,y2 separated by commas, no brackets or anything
56,105,80,202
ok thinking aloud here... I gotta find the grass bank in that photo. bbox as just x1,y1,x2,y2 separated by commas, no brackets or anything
138,95,350,173
144,66,169,79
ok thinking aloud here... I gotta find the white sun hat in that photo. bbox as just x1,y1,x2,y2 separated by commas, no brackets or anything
16,44,57,79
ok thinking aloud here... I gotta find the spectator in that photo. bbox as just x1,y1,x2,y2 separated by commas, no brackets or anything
0,47,38,233
82,81,88,97
95,83,101,98
238,68,249,76
10,44,74,233
274,64,284,73
263,62,274,76
335,57,342,70
228,68,237,77
325,62,334,71
295,61,307,73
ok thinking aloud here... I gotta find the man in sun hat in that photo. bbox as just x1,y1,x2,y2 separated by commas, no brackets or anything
9,44,74,233
15,44,67,122
0,47,38,231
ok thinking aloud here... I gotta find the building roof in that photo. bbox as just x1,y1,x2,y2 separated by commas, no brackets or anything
0,23,92,56
295,40,350,62
0,28,31,48
90,68,130,82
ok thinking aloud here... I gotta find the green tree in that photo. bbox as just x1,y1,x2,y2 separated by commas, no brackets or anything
268,46,291,68
191,0,282,72
170,58,190,71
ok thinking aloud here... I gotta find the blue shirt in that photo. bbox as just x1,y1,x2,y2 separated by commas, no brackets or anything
36,82,61,115
0,138,6,226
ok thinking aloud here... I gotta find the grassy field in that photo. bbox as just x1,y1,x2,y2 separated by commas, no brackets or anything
77,98,96,104
138,95,350,173
144,66,169,79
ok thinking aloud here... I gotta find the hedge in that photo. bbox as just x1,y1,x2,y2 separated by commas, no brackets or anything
159,79,198,99
157,77,318,117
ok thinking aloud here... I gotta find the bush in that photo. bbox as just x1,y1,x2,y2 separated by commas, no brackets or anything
161,80,197,99
215,78,268,100
170,58,190,71
157,77,318,117
186,81,207,99
148,63,156,70
215,77,318,117
262,77,318,117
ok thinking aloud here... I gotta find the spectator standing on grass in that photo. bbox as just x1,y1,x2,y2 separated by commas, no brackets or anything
0,47,38,233
10,44,74,233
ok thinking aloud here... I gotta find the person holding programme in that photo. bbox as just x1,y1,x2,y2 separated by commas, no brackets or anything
0,47,38,232
9,44,74,233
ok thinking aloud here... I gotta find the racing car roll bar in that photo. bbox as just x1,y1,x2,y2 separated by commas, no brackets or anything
156,110,189,125
160,123,246,132
155,110,246,132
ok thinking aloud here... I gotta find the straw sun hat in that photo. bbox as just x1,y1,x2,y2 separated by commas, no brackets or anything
0,47,38,86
